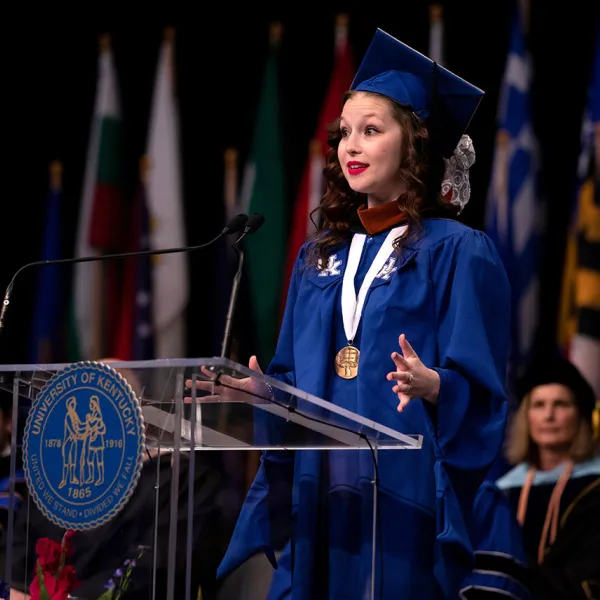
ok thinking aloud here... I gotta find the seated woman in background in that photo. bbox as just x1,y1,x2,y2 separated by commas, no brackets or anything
496,354,600,600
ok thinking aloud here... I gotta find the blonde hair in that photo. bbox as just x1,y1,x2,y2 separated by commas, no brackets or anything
505,392,595,466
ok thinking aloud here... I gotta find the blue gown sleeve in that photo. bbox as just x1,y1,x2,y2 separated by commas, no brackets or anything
427,229,512,594
459,480,532,599
217,249,303,581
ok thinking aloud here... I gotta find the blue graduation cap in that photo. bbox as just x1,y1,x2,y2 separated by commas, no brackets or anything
351,29,484,158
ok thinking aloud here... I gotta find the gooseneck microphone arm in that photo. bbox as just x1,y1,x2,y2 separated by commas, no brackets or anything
220,213,266,358
0,213,250,334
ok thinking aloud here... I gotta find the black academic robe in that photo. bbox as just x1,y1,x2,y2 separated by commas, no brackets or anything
0,449,28,576
0,450,26,533
497,457,600,599
5,452,225,600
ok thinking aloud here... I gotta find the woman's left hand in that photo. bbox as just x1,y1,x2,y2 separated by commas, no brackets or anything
386,334,440,412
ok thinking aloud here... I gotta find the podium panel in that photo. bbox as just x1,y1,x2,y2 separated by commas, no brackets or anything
0,358,422,600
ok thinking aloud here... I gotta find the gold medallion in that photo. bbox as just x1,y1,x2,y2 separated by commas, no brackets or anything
335,345,360,379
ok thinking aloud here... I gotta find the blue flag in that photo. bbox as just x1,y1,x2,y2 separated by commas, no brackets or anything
485,2,543,381
29,177,64,363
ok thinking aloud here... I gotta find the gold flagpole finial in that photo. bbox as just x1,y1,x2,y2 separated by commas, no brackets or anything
497,129,510,147
164,26,175,42
270,22,283,46
335,13,349,30
99,33,111,53
224,148,239,221
429,3,443,22
224,147,238,167
140,155,151,185
310,139,321,157
49,160,63,192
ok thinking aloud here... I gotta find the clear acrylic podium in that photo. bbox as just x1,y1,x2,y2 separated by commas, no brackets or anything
1,358,422,600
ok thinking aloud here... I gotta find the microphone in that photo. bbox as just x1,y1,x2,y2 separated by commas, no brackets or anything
0,213,249,334
220,212,265,358
234,212,265,244
220,213,249,236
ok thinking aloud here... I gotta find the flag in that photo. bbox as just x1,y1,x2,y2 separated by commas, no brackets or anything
69,34,125,361
29,161,64,363
558,30,600,402
484,0,542,379
114,159,155,360
146,28,189,358
281,15,354,315
239,23,287,364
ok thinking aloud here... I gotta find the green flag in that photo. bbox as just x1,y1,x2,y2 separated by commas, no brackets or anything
240,24,287,365
69,35,125,361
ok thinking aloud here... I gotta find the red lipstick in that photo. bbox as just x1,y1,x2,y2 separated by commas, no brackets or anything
347,161,369,175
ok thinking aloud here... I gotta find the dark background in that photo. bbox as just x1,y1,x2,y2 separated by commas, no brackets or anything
1,0,598,365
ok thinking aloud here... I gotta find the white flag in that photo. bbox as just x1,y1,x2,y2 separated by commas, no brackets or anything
147,31,189,357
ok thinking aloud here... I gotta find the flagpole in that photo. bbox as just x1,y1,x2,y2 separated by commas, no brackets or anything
224,147,240,360
488,129,510,243
428,3,444,65
520,0,531,36
306,139,323,234
335,13,349,41
36,160,63,363
93,32,112,360
224,148,238,220
92,33,111,360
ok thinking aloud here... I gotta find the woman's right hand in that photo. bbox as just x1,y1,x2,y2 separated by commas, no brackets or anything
184,355,271,404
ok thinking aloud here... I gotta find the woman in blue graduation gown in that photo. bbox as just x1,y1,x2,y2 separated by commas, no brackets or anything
214,29,511,599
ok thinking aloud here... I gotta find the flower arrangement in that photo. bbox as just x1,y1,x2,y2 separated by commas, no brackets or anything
28,531,146,600
29,531,78,600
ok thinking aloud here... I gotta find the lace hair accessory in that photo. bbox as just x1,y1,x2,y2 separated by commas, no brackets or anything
441,134,476,213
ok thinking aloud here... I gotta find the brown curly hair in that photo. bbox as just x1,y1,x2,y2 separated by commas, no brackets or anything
305,90,459,269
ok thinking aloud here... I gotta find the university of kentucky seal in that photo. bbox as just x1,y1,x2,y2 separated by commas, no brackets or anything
23,361,145,530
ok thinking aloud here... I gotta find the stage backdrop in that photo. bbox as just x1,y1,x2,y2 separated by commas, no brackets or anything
0,0,598,366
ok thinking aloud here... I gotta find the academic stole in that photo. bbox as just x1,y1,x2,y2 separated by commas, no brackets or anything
336,226,405,379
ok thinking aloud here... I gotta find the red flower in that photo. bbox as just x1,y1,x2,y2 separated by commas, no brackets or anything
30,563,79,600
29,573,41,600
34,538,63,572
61,530,76,558
30,532,80,600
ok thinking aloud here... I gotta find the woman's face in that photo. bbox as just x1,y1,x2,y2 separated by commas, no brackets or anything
527,383,579,451
337,93,405,206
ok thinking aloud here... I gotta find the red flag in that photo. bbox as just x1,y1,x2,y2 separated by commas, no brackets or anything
280,15,354,315
114,161,155,360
